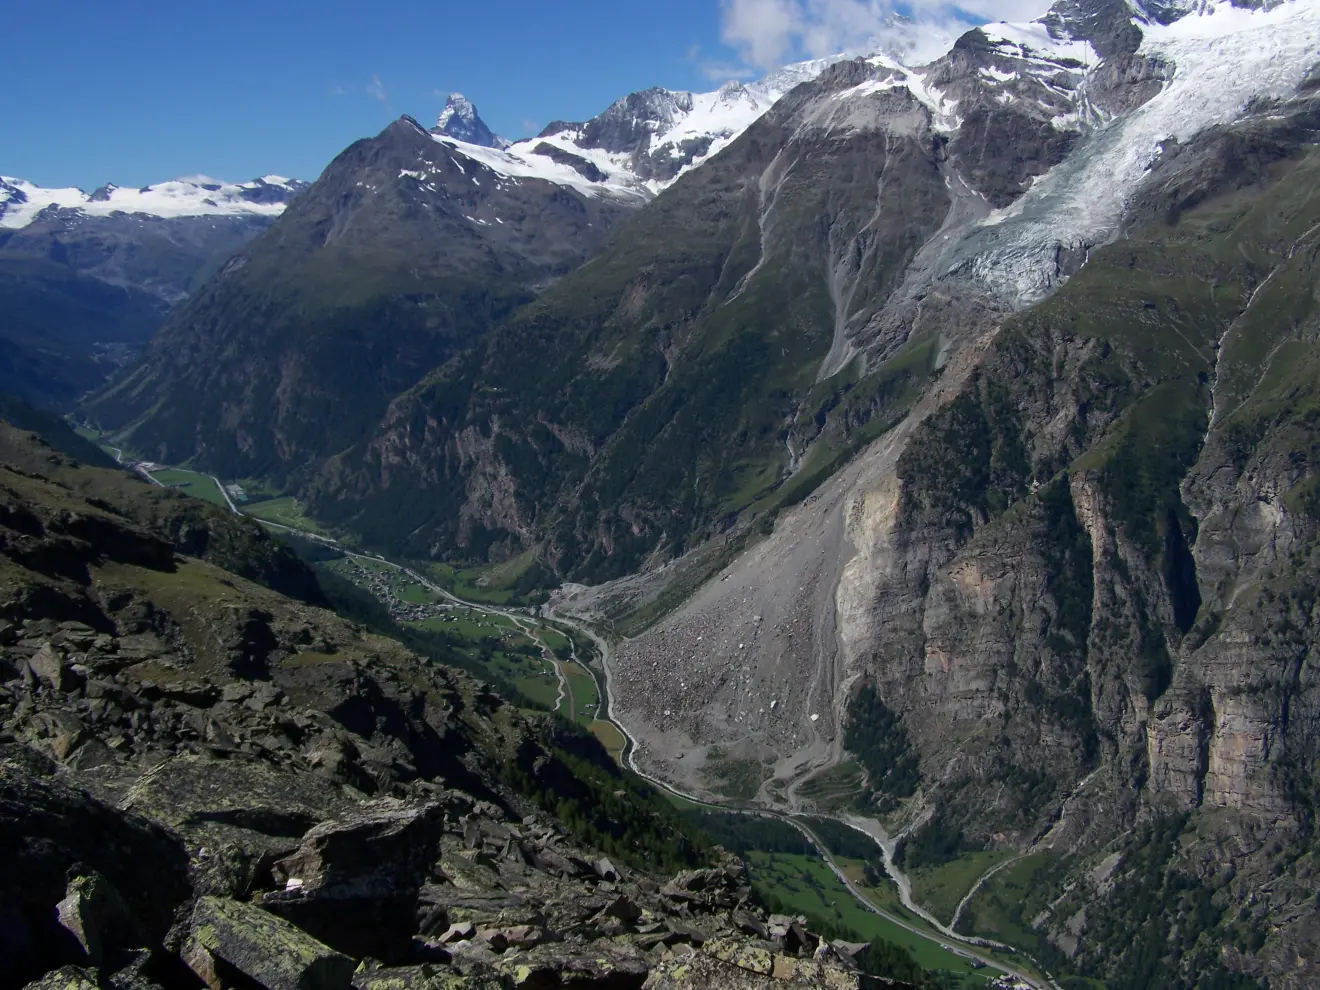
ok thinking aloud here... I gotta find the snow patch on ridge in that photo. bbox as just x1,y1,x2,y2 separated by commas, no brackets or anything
437,55,843,199
429,135,650,202
979,20,1100,67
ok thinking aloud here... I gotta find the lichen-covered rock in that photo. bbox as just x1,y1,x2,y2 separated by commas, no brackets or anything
20,966,102,990
642,949,870,990
494,941,651,988
351,965,503,990
183,896,356,990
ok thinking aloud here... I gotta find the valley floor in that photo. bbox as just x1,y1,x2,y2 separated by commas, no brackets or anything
75,428,1062,988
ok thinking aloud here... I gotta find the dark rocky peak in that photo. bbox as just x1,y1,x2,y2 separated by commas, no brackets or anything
432,92,508,148
1040,0,1144,56
813,57,906,93
87,183,117,202
919,13,1109,208
578,87,696,153
236,176,309,206
536,118,577,139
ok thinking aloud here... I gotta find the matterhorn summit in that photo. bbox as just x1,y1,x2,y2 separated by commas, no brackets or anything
432,93,509,148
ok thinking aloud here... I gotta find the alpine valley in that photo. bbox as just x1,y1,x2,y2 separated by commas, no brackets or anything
0,175,308,409
4,0,1320,988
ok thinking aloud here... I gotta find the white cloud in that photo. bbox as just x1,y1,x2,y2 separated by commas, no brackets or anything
685,42,761,81
717,0,1053,70
720,0,806,68
367,74,389,107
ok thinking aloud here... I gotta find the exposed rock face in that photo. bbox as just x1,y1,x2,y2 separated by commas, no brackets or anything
825,101,1320,988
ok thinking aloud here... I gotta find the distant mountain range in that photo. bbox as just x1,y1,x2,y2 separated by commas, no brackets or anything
0,174,306,230
0,174,308,409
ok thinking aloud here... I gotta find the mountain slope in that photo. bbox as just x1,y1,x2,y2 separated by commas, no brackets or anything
0,257,167,408
87,115,636,486
305,57,957,574
586,10,1320,988
296,0,1179,578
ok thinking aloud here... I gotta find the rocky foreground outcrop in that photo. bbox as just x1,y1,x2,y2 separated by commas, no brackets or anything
0,426,888,990
0,619,880,990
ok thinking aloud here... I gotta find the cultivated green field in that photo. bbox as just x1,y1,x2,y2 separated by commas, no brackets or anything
909,849,1020,926
148,468,229,507
745,851,989,983
588,719,628,763
242,495,331,535
563,661,600,723
408,610,561,711
428,552,536,605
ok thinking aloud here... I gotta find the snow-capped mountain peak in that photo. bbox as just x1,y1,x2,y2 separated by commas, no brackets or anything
0,174,307,229
429,54,850,201
433,93,509,149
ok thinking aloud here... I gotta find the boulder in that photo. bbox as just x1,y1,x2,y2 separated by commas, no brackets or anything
438,921,476,943
602,893,643,923
494,942,651,988
55,874,138,966
595,856,620,882
182,896,355,990
644,945,865,990
0,747,190,984
27,644,69,693
273,800,445,897
262,800,445,960
20,966,102,990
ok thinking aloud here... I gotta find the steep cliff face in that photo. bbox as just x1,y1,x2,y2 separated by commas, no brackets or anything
830,98,1320,988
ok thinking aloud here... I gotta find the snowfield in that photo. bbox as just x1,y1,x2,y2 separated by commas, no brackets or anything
0,174,301,229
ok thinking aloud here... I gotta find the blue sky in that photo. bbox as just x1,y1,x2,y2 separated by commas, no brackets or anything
2,0,1034,189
